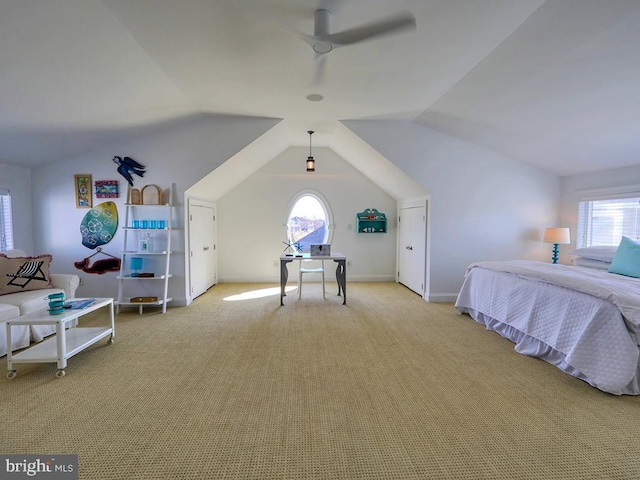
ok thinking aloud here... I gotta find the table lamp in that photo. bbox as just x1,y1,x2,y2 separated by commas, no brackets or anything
130,257,143,277
543,227,571,264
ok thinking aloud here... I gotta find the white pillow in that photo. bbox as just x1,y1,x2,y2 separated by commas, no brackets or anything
572,257,611,270
569,245,618,263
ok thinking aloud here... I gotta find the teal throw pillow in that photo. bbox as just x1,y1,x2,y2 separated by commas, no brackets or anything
608,237,640,277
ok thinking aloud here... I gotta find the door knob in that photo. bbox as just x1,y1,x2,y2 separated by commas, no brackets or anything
203,246,209,251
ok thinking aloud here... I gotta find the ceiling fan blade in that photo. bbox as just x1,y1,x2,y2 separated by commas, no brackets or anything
311,53,327,86
325,12,416,46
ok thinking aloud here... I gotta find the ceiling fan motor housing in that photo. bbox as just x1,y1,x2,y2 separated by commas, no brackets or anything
313,9,333,53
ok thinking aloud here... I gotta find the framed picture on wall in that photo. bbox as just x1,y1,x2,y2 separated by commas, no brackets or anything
74,174,92,208
95,180,119,198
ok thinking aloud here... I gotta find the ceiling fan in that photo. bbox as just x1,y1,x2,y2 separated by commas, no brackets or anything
302,8,417,84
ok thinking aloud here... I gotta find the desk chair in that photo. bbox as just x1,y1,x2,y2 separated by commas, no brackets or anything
298,259,325,299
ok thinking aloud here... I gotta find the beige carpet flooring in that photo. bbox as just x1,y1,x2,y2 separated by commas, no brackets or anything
2,282,640,479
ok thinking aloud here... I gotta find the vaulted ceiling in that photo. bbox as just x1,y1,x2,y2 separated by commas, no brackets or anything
1,0,639,177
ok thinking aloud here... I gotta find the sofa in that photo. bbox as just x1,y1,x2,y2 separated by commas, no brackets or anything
0,249,80,357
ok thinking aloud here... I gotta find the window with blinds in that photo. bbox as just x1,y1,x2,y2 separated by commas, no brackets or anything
577,194,640,248
0,189,14,251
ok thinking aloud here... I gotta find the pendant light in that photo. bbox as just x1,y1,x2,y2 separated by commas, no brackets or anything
306,130,315,172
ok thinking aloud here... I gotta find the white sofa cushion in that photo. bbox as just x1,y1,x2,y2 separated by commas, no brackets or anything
0,304,30,357
0,303,19,321
0,249,81,354
0,288,64,314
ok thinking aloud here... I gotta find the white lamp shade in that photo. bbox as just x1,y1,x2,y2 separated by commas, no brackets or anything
544,227,570,244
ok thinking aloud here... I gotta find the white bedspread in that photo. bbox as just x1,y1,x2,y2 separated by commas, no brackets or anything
467,260,640,328
456,261,640,394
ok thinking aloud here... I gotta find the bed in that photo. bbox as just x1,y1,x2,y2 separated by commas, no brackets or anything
455,249,640,395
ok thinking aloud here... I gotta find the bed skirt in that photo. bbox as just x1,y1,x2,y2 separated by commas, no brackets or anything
458,307,640,395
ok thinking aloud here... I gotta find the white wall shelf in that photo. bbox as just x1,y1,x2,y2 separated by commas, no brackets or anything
116,185,174,314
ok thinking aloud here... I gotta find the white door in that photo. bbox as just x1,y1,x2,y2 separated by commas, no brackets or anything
398,202,426,295
189,202,217,300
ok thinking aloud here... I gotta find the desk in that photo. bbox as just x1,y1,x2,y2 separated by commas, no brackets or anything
280,253,347,305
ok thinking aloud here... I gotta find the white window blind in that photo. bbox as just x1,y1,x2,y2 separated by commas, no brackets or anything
577,194,640,248
0,189,14,251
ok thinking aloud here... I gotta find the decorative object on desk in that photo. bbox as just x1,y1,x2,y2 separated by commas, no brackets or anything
113,156,145,186
356,208,387,233
130,296,158,303
47,292,65,315
74,174,92,208
306,130,315,172
282,240,302,253
310,244,331,256
74,247,121,274
80,201,118,249
543,227,571,264
141,184,162,205
130,257,143,277
95,180,118,198
0,253,52,295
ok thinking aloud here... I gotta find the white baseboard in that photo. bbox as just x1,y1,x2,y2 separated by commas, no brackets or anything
217,275,396,283
426,293,458,303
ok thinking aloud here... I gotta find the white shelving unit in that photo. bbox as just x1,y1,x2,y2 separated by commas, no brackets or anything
116,185,174,314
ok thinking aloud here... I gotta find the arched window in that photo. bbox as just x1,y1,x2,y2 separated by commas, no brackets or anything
286,192,332,253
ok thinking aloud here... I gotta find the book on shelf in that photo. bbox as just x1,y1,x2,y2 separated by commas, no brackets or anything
64,298,96,310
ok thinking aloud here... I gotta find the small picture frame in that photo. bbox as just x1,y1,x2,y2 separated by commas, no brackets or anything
95,180,119,198
74,174,92,208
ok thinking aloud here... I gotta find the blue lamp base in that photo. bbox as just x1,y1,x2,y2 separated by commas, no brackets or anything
551,243,559,264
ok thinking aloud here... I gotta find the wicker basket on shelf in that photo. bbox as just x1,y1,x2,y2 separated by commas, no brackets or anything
128,187,141,205
141,185,162,205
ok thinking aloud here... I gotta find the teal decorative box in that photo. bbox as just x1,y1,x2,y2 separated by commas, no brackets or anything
356,209,387,233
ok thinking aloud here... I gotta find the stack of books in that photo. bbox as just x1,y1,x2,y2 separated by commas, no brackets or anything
64,298,96,310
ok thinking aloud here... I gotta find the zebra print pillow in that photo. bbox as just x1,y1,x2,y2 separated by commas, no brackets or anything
0,254,52,296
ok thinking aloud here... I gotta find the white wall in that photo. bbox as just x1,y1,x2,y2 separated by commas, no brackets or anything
5,114,572,304
217,147,397,283
28,114,279,304
344,120,561,300
560,163,640,257
0,163,33,255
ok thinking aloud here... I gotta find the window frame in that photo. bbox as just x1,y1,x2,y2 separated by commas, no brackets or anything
284,190,334,252
0,188,14,252
577,184,640,248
